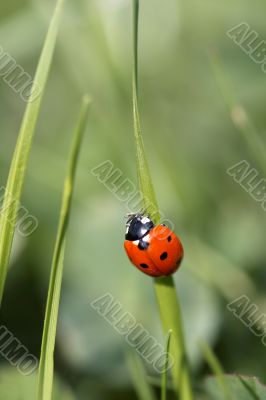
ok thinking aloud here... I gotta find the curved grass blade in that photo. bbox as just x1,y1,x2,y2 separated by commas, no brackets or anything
238,376,261,400
205,374,266,400
131,2,193,399
0,0,65,305
132,0,159,222
161,329,172,400
126,350,156,400
37,96,91,400
199,340,232,400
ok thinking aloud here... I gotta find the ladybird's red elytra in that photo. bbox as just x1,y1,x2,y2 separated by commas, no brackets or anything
124,214,183,277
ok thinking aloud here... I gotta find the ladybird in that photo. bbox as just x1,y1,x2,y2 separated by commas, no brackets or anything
124,214,184,277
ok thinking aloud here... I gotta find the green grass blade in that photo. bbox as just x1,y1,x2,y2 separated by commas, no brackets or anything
161,329,172,400
37,96,91,400
199,340,232,400
131,2,193,399
0,0,65,305
154,278,193,400
238,376,261,400
132,0,159,221
126,350,157,400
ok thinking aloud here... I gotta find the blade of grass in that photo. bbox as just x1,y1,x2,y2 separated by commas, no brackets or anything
0,0,65,305
131,2,193,399
199,340,232,400
37,96,91,400
132,0,159,222
208,48,266,175
238,376,261,400
154,279,193,400
147,376,174,391
126,350,157,400
161,330,172,400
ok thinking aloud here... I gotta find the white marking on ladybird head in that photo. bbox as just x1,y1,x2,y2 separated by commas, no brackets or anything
133,240,139,246
142,234,150,243
140,216,151,224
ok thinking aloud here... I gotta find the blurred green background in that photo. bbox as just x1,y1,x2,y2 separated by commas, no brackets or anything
0,0,266,398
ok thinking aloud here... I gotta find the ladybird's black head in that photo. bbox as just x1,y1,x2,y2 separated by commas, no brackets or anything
125,214,154,241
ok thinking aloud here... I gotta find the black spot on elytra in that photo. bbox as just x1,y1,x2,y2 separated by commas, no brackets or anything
140,263,149,268
176,257,183,265
167,235,172,242
138,240,149,250
160,252,168,260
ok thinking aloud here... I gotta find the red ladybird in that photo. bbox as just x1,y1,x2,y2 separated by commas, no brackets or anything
124,214,184,277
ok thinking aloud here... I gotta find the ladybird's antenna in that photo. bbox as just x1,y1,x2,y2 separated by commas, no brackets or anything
125,212,137,224
124,210,154,225
125,212,137,219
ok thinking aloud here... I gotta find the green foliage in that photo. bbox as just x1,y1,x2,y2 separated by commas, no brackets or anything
131,1,193,399
126,350,156,400
209,49,266,175
0,367,75,400
132,0,159,221
0,0,266,399
161,330,172,400
37,96,90,400
199,340,232,400
205,375,266,400
0,0,65,305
